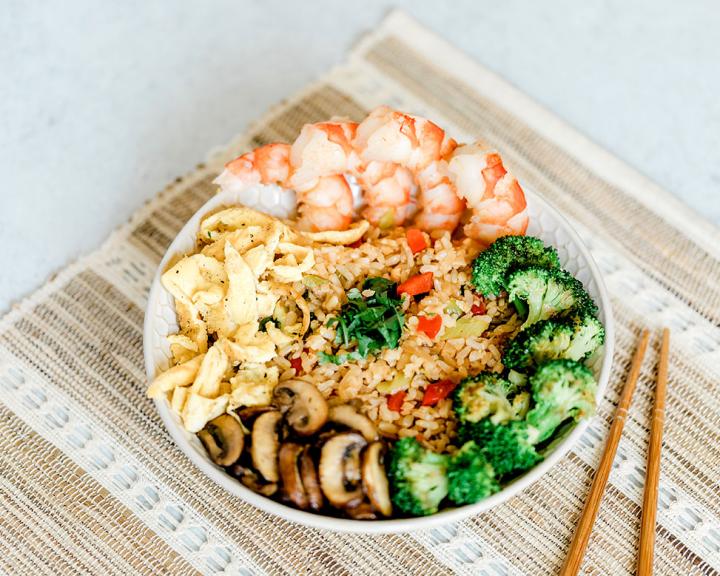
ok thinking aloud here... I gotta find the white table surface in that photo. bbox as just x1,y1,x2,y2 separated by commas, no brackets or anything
2,0,719,314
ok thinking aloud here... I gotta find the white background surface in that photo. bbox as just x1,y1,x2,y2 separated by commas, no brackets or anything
2,0,719,313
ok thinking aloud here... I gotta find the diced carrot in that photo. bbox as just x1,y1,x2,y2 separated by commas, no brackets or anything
416,314,442,339
406,228,428,254
289,356,303,374
387,390,406,412
471,300,486,315
397,272,434,297
421,379,457,407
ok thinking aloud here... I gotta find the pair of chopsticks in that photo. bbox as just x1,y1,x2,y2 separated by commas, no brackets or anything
560,328,670,576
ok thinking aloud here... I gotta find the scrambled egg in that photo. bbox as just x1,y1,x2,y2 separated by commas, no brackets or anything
148,205,367,433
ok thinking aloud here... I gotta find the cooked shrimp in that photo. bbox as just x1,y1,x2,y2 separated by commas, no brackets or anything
357,161,416,226
214,109,529,240
414,159,466,232
353,106,450,171
447,143,528,245
353,107,456,226
296,175,354,232
214,143,291,192
289,121,360,191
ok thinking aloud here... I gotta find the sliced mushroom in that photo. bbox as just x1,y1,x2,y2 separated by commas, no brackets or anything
345,501,377,520
251,410,282,482
319,432,367,508
279,442,308,509
197,414,244,467
362,442,392,517
228,463,278,496
236,405,274,423
328,404,378,442
300,447,323,511
273,379,328,436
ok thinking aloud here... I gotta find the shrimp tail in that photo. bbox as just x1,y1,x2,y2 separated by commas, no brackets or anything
214,143,291,192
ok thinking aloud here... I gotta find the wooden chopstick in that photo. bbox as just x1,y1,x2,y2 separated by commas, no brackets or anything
637,328,670,575
560,329,650,576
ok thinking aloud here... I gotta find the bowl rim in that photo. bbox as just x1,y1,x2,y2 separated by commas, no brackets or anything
143,187,614,534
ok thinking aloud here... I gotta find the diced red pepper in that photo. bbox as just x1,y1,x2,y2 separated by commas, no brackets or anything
406,228,428,254
387,390,406,412
397,272,434,297
348,238,363,249
422,379,457,407
471,300,486,315
416,314,442,339
289,356,303,374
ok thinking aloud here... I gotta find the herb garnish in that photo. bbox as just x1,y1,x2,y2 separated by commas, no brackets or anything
318,277,405,364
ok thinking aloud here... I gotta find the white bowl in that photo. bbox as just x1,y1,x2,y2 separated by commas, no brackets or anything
143,186,614,534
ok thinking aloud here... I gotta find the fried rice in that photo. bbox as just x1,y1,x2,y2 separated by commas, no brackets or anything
267,225,522,454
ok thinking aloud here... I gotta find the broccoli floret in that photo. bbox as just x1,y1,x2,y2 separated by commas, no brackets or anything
504,319,574,370
564,313,605,361
505,320,570,370
453,373,526,425
525,359,597,444
506,368,529,391
511,390,531,419
471,235,561,296
447,441,500,504
505,313,605,371
507,267,595,329
459,419,541,478
388,437,449,516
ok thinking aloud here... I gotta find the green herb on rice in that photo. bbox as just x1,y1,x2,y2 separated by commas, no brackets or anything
318,277,405,364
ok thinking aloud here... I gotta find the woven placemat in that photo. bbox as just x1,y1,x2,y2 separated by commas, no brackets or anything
2,11,719,576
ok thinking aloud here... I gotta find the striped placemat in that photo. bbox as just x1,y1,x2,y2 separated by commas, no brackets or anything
1,10,718,576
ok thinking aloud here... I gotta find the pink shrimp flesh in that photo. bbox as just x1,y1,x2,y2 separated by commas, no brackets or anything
289,121,360,191
357,161,416,226
213,108,530,240
214,143,291,192
413,159,466,232
448,143,528,245
353,106,456,227
353,106,449,172
296,174,354,232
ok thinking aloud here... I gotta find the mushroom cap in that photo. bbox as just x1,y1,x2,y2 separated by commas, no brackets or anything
197,414,245,467
273,379,328,436
279,442,308,510
251,410,282,482
362,442,392,517
319,432,367,508
328,404,379,442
